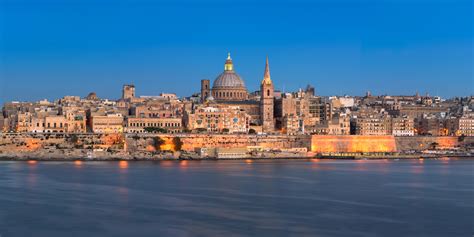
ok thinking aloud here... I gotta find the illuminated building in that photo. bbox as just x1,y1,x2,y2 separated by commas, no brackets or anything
184,105,250,133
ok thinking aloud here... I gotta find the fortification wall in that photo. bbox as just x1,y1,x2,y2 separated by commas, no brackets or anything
311,135,397,153
395,136,474,151
310,135,474,153
125,134,312,152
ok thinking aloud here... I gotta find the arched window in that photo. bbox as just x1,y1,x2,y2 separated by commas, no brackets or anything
267,90,270,97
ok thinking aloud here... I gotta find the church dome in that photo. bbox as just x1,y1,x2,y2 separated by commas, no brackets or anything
213,71,246,88
211,53,248,101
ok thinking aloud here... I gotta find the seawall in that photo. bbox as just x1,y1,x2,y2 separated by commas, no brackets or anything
0,133,472,159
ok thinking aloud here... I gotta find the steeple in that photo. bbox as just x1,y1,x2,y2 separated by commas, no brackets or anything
260,55,275,132
261,56,272,85
224,53,233,71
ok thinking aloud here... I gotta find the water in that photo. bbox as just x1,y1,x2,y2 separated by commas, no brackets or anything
0,159,472,237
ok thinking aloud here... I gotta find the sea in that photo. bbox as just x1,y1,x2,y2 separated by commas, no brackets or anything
0,159,472,237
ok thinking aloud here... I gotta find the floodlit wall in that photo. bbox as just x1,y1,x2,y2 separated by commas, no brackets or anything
311,135,397,153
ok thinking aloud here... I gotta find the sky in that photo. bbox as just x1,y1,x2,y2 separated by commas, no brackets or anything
0,0,472,103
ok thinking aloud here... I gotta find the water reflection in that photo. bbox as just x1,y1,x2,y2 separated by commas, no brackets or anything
74,160,83,168
119,160,129,169
27,160,37,165
411,159,425,174
160,160,174,167
179,160,188,169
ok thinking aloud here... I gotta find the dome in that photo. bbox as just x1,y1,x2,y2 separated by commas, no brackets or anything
211,53,248,101
213,71,246,89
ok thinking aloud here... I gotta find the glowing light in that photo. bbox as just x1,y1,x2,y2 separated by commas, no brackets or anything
74,160,83,167
311,158,320,162
311,135,397,153
245,159,253,164
27,160,37,165
160,160,173,167
179,160,188,167
119,160,129,169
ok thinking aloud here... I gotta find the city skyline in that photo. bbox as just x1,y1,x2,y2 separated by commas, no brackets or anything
1,0,472,104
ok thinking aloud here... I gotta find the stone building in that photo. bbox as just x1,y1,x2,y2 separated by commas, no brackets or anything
201,79,210,103
122,84,136,100
446,112,474,136
90,114,124,133
29,115,86,133
184,105,250,133
126,117,182,133
458,112,474,136
415,115,446,136
310,113,350,135
351,109,392,135
391,115,414,136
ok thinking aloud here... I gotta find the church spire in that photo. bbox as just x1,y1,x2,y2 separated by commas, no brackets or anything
262,56,272,85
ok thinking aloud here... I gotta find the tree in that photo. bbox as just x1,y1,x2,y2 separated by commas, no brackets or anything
152,137,165,151
144,127,168,133
68,134,79,144
248,128,256,134
458,134,466,142
222,128,230,134
429,142,439,150
172,137,183,151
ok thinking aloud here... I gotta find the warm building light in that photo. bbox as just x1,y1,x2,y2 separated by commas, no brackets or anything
311,135,397,153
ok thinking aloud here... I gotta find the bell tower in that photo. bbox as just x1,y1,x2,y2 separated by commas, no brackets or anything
260,56,274,132
201,79,210,103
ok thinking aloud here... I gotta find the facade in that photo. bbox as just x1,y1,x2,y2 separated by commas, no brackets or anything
352,114,392,135
90,114,124,133
184,105,250,133
28,115,86,133
391,115,414,136
281,114,303,135
126,117,182,133
458,113,474,136
311,114,350,135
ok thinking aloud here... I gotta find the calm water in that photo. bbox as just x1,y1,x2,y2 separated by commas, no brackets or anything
0,159,472,237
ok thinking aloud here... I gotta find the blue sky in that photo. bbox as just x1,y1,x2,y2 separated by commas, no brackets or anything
0,0,472,103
